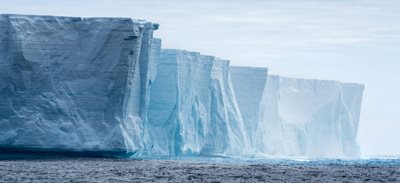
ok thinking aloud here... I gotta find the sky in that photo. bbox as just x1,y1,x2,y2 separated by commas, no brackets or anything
1,0,399,157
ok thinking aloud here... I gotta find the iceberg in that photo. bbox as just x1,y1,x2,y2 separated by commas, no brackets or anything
0,14,365,159
141,49,249,156
0,14,158,157
259,76,364,158
230,69,364,158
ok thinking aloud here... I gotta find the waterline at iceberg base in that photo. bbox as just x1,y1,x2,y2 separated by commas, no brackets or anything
0,14,364,159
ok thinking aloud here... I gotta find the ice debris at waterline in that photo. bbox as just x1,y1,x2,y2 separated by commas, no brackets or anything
0,14,364,158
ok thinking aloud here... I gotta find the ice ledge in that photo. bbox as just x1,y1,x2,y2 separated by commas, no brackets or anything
230,66,269,72
268,75,365,88
161,49,230,65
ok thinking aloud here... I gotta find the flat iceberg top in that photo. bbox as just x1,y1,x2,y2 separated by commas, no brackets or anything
231,66,268,72
161,49,230,65
268,75,364,88
0,14,159,30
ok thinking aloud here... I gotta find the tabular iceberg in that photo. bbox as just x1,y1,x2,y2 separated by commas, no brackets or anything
230,69,364,158
0,14,365,159
0,14,158,157
142,49,249,156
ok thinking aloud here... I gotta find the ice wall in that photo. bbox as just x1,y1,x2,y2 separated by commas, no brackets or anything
0,14,158,157
230,67,268,151
0,14,365,159
230,67,364,158
143,49,248,156
259,76,364,158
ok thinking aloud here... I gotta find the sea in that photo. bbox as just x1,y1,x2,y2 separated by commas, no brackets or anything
0,156,399,182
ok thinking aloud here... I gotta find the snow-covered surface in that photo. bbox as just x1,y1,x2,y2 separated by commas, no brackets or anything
142,49,248,156
0,14,158,156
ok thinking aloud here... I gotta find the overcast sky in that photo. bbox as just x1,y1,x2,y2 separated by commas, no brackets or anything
1,0,400,157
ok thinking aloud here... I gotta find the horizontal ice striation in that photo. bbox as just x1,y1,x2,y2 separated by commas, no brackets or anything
0,14,158,157
258,76,364,158
143,49,248,157
0,14,365,159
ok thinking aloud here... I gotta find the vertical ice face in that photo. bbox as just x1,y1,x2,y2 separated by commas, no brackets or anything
0,14,157,156
144,49,248,156
139,38,161,155
0,14,365,159
230,67,364,158
258,76,364,158
230,66,268,152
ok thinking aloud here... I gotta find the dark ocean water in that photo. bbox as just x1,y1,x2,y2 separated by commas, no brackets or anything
0,157,399,182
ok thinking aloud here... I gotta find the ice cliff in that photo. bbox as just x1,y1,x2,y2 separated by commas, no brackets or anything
141,49,248,157
259,76,364,158
0,14,158,157
230,69,364,158
230,67,268,153
0,14,365,159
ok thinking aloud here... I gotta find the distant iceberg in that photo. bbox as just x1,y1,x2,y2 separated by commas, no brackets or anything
230,71,364,158
260,76,364,158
